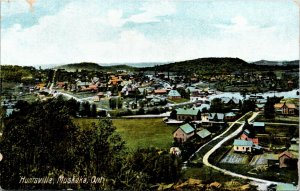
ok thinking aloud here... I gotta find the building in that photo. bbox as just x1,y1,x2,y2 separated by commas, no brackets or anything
240,132,259,145
253,122,265,133
274,102,296,115
233,139,253,153
173,123,195,143
265,154,279,167
154,89,167,95
196,129,211,142
208,113,225,122
176,108,201,121
168,90,181,100
279,151,296,168
225,112,237,121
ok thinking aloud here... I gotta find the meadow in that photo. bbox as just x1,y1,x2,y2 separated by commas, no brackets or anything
74,118,178,150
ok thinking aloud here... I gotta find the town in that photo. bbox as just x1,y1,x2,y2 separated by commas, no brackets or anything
0,58,299,190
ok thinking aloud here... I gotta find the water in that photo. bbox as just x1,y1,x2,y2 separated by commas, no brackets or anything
209,89,299,100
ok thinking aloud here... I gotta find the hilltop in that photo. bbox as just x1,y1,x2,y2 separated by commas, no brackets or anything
140,57,299,74
55,62,136,72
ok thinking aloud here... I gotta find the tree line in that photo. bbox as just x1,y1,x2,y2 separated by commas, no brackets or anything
0,97,181,190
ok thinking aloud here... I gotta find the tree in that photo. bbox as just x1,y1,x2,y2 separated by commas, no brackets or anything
66,98,79,116
91,104,97,117
170,110,177,119
0,98,126,190
209,98,225,113
264,97,275,119
117,97,123,109
81,101,91,117
241,100,256,114
109,98,117,109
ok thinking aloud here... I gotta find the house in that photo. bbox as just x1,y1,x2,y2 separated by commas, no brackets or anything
56,82,66,89
208,113,225,122
176,108,201,121
265,154,279,167
186,86,199,96
173,123,195,143
279,151,297,168
274,102,296,115
168,90,181,100
221,97,240,106
255,104,264,111
108,76,122,85
233,139,253,153
154,89,167,95
240,132,259,145
225,112,237,121
253,122,265,133
196,129,211,142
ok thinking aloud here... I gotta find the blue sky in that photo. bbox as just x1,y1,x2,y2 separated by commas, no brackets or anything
1,0,299,66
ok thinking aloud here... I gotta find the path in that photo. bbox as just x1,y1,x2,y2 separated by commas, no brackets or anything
202,112,290,188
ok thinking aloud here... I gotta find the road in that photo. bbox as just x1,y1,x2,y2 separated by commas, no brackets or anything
202,112,289,188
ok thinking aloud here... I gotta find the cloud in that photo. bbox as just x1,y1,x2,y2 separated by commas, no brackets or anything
1,1,298,66
215,15,261,33
128,1,176,23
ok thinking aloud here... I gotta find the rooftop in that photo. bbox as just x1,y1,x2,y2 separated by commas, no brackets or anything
253,122,265,127
233,139,253,147
176,108,200,116
168,90,181,97
179,123,195,134
196,129,211,139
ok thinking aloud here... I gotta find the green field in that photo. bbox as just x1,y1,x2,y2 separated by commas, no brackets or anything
74,118,177,150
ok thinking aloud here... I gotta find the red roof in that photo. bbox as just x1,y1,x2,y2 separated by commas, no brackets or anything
240,134,248,140
274,103,296,109
279,151,293,158
89,85,98,90
240,134,259,145
154,89,167,94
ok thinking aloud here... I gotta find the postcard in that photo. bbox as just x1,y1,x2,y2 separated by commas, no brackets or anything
0,0,299,190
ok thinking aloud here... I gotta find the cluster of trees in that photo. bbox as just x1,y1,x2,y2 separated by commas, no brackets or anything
209,98,255,114
1,65,37,83
0,97,181,190
177,88,190,99
264,96,283,119
109,97,123,109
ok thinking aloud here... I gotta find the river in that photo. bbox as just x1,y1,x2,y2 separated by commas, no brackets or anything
209,89,299,100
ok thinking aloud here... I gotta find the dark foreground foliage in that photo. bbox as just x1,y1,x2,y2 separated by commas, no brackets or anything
0,97,180,190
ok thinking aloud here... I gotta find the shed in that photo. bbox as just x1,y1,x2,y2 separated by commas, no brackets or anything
253,122,265,133
196,129,211,139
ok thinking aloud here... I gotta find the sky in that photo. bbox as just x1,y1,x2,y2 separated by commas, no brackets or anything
1,0,299,66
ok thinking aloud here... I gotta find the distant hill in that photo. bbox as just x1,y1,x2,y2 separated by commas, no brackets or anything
251,60,299,66
141,57,252,74
55,62,136,72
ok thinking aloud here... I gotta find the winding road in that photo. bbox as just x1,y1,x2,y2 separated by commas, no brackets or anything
200,112,293,189
184,111,297,190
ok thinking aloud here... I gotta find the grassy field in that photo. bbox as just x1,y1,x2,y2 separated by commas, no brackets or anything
74,118,177,150
255,114,299,124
